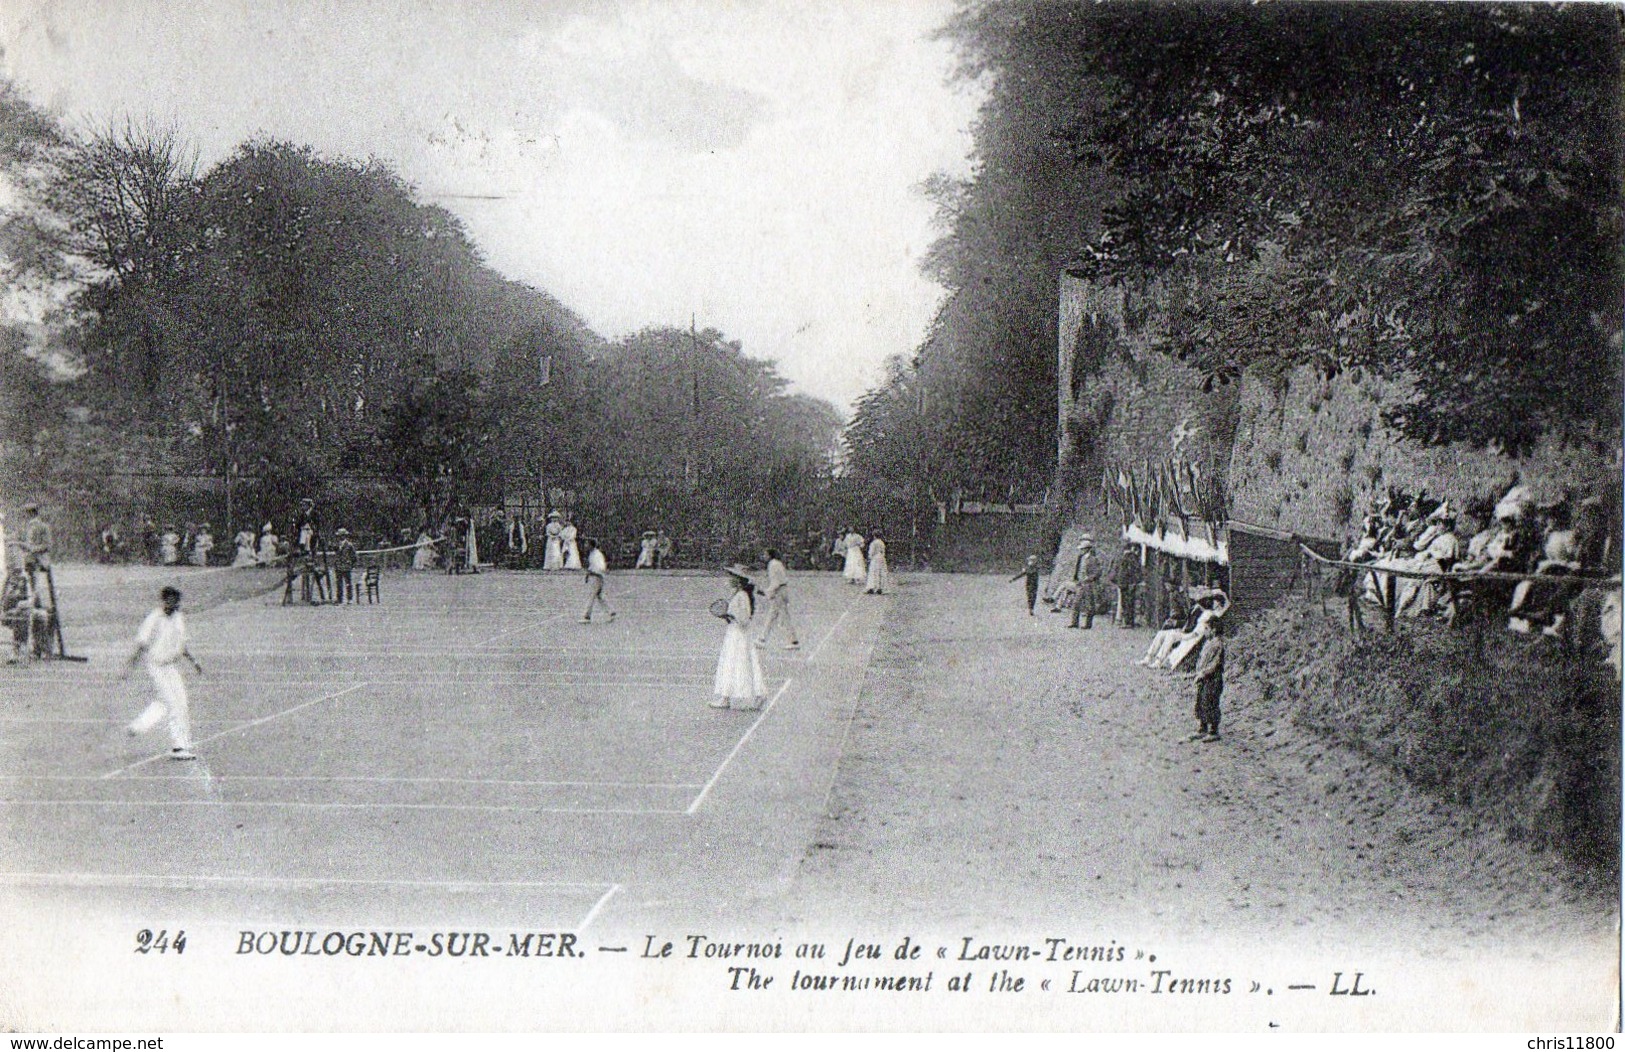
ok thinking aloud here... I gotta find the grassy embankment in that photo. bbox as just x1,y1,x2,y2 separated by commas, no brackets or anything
1230,599,1621,874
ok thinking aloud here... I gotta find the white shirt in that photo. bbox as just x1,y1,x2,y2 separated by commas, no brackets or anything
586,549,608,576
137,609,188,667
1423,530,1461,564
766,558,789,596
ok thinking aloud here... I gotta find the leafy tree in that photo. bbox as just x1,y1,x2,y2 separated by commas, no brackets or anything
872,0,1625,494
0,77,94,499
52,119,199,411
373,368,497,522
1018,1,1624,452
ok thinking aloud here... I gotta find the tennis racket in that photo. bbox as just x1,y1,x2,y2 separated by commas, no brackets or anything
708,598,731,620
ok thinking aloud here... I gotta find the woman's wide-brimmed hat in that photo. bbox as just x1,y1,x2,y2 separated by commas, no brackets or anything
548,511,562,519
722,563,754,581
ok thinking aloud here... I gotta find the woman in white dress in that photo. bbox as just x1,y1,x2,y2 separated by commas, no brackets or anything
712,566,767,710
543,512,565,570
412,529,437,570
635,531,657,569
190,525,214,566
864,535,890,594
465,516,480,571
231,528,258,567
842,530,867,585
561,518,582,570
256,523,278,565
159,527,180,566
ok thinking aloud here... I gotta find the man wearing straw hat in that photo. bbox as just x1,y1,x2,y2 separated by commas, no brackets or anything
1068,533,1103,630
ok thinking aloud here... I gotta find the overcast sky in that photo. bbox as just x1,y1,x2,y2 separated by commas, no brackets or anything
0,0,983,414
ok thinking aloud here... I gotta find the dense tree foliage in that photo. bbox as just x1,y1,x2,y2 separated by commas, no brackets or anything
0,80,93,499
3,94,843,539
594,325,841,491
1047,2,1624,452
847,1,1623,508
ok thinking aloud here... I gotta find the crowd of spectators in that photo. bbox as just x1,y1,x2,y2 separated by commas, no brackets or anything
1340,482,1617,637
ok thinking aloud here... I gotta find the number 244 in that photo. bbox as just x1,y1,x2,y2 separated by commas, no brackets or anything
134,929,186,954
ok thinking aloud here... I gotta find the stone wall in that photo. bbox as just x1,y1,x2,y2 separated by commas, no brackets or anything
1057,273,1239,532
1060,274,1619,550
1227,364,1619,544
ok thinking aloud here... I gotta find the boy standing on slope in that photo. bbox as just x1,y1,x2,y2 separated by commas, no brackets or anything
1190,617,1225,743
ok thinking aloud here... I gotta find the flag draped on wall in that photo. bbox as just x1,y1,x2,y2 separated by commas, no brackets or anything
1102,456,1228,533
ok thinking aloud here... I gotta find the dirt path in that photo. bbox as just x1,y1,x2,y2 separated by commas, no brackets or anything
783,573,1615,1006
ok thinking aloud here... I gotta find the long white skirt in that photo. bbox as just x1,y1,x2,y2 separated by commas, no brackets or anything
843,547,867,583
865,552,890,593
543,538,564,570
564,542,582,570
714,622,766,703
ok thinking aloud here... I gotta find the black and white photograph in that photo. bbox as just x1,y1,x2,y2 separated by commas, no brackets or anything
0,0,1619,1036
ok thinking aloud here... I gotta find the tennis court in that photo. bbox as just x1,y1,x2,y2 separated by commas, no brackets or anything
0,566,885,943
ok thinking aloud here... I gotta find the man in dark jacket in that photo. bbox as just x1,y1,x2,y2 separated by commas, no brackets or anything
1112,542,1142,628
1068,534,1103,629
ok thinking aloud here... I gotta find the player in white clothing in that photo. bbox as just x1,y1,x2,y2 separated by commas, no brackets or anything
753,548,801,650
124,587,204,760
579,539,618,623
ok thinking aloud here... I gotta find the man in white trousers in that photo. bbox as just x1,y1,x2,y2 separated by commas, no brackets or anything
754,548,801,650
579,539,618,624
125,586,204,761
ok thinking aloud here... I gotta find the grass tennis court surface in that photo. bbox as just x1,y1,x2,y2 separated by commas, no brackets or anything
0,566,886,936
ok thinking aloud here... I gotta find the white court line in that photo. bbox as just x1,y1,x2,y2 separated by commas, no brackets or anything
100,682,372,781
471,611,568,648
806,607,853,664
2,799,690,814
5,775,703,787
575,883,622,933
98,679,707,687
181,676,716,687
0,871,610,892
0,717,152,724
685,678,794,815
817,679,869,824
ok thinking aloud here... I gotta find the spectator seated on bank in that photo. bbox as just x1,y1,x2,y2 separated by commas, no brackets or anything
1137,609,1187,667
1137,587,1219,671
1341,481,1617,642
1164,588,1230,672
1509,504,1585,636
